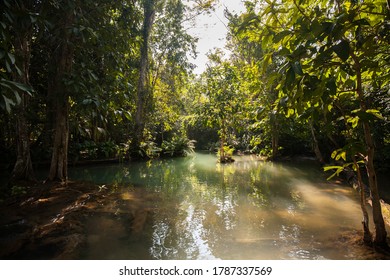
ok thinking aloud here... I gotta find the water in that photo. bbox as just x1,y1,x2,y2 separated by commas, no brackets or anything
68,153,365,260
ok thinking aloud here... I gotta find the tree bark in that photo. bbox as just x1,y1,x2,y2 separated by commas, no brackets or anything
132,0,156,157
352,52,387,247
47,8,74,181
354,156,372,244
11,98,35,182
271,116,279,159
363,122,387,246
309,119,324,164
10,1,35,182
48,97,70,181
219,119,226,162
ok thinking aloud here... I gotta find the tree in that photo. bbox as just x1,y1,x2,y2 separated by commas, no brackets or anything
131,0,215,156
0,0,37,182
131,0,156,157
197,53,243,162
242,0,389,248
46,1,77,181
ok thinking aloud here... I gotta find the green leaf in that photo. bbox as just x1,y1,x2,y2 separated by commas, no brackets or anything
332,40,350,61
0,79,33,95
292,61,303,76
352,109,385,121
91,72,98,80
366,109,385,120
123,111,132,121
262,53,272,73
326,78,337,95
5,60,11,72
323,165,344,180
347,116,359,128
15,65,22,76
323,165,342,172
310,20,323,36
82,98,93,105
2,95,15,113
273,30,291,43
354,18,370,26
285,67,296,88
7,53,15,65
14,91,21,105
262,34,272,50
331,148,347,161
10,81,33,94
339,151,346,161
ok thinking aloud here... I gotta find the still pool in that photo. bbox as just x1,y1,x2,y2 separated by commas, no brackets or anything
66,153,369,259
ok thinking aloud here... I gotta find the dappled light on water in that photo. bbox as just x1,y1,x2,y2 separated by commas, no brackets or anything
69,153,366,259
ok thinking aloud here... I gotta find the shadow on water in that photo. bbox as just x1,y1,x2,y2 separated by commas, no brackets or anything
65,152,381,260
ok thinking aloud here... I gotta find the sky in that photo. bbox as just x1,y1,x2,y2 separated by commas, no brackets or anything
186,0,246,75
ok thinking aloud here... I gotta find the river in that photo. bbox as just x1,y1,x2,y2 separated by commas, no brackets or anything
63,152,372,259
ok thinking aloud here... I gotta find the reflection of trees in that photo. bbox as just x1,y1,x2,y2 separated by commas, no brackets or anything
147,155,311,259
68,153,355,259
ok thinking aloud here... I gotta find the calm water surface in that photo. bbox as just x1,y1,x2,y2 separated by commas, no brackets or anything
68,153,365,260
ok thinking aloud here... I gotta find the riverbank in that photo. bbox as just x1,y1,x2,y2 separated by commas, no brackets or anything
0,180,156,259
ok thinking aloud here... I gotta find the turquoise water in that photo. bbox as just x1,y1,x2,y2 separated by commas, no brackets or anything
68,153,365,259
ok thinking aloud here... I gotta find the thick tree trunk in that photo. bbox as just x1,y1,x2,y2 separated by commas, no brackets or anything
11,103,35,182
47,9,74,181
352,53,388,247
48,99,69,181
132,0,156,156
10,2,35,182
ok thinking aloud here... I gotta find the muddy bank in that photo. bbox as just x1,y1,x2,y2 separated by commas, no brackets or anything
0,181,157,259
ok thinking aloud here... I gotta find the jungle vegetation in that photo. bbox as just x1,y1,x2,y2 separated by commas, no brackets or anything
1,0,389,248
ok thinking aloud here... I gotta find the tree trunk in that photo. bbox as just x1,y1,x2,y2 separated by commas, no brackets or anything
47,8,74,182
11,100,35,182
48,98,70,181
132,0,156,157
219,120,226,162
352,53,388,247
271,118,279,159
354,156,372,244
309,119,324,164
10,2,35,182
363,123,387,247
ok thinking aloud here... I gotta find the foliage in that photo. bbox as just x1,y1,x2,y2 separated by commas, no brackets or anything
0,0,35,113
139,140,162,159
187,53,246,161
10,185,28,196
69,139,120,162
232,0,389,246
161,134,196,157
217,145,235,162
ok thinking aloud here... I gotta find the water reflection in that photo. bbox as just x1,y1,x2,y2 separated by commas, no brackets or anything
69,153,364,259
